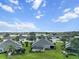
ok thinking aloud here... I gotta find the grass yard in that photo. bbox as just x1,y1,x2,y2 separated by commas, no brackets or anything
0,42,79,59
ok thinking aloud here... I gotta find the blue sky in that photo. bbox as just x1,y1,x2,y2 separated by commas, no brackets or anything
0,0,79,32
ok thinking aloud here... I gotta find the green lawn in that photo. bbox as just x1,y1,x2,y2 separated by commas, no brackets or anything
0,42,79,59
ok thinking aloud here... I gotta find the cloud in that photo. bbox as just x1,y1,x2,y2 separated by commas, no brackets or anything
35,11,44,19
26,0,34,3
26,0,46,10
9,0,19,5
55,7,79,23
32,0,43,10
58,0,65,9
0,3,14,13
42,0,46,7
9,0,22,10
0,21,39,32
35,14,43,19
55,12,78,23
64,8,71,13
74,7,79,14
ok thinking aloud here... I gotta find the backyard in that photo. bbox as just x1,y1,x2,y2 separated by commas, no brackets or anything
0,42,79,59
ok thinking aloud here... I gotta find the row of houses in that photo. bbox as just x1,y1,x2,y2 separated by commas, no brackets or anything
0,36,56,53
0,32,78,54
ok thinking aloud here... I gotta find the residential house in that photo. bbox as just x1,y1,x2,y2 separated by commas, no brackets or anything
65,36,79,54
0,39,22,53
49,37,60,43
32,38,55,52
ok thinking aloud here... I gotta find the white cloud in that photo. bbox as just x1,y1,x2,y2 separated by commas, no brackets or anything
26,0,34,3
0,3,14,13
9,0,22,10
32,0,43,10
55,12,78,23
58,0,65,9
64,8,71,13
55,7,79,23
9,0,19,5
18,6,22,10
0,3,2,6
14,6,22,10
42,0,46,7
35,11,44,19
74,7,79,14
0,21,39,32
35,14,43,19
26,0,46,10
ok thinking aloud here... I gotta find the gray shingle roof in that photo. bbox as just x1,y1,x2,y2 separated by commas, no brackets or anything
0,39,22,50
32,38,54,48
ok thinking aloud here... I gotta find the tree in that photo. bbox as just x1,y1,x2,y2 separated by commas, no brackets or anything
71,38,79,50
47,34,52,40
4,33,10,39
14,36,19,41
66,37,79,55
61,36,69,50
29,32,36,41
0,37,3,42
4,45,15,54
13,34,22,41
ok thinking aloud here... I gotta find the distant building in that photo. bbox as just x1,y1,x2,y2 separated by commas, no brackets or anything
10,34,19,38
19,36,27,42
74,36,79,38
49,37,59,43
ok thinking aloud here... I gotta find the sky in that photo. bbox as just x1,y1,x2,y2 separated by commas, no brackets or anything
0,0,79,32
